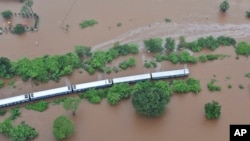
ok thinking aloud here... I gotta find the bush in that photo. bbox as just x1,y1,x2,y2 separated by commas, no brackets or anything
79,19,98,28
144,38,163,52
245,72,250,79
239,84,244,89
164,18,171,23
172,78,201,94
204,100,221,119
25,100,49,112
2,10,13,19
179,51,198,63
217,36,236,46
235,41,250,56
13,24,26,34
107,83,131,105
199,54,208,62
105,67,111,74
9,107,21,120
227,84,232,89
0,119,38,141
219,0,229,13
79,89,106,104
112,66,119,73
207,79,221,92
119,57,136,70
53,116,75,140
132,88,170,117
117,22,122,27
165,37,175,52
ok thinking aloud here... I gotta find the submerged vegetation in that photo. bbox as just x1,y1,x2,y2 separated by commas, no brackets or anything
207,79,221,92
79,19,98,28
205,100,221,120
53,115,75,140
25,100,49,112
235,41,250,56
1,10,13,19
0,119,38,141
219,0,229,13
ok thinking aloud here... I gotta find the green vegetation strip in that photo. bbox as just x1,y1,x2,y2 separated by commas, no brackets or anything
25,100,49,112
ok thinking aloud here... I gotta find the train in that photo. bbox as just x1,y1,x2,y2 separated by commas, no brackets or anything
0,68,189,108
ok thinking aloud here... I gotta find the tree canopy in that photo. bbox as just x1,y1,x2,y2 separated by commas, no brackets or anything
132,87,170,117
144,38,163,52
53,116,75,140
219,0,229,13
63,97,81,116
1,10,12,19
13,24,26,34
204,100,221,119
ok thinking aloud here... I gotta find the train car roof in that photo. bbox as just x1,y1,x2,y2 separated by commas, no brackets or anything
73,79,112,90
0,95,28,106
31,86,71,98
112,73,151,84
151,68,189,78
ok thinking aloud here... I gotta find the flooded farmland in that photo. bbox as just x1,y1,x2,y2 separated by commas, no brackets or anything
0,0,250,141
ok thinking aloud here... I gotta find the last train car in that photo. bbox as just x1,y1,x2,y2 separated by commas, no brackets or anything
72,79,113,92
0,94,30,108
29,86,72,100
151,68,189,80
112,73,151,84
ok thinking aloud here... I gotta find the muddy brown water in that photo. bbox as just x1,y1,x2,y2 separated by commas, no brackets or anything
1,0,250,141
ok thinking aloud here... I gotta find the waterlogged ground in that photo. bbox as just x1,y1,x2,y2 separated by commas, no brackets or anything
0,0,250,141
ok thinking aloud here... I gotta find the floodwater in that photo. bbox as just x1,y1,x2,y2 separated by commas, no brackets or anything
0,0,250,141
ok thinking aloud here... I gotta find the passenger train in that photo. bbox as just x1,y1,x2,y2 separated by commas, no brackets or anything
0,68,189,108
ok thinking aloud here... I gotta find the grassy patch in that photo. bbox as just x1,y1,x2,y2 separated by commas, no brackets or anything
25,100,49,112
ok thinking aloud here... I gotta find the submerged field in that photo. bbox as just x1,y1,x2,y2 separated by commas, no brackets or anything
0,0,250,141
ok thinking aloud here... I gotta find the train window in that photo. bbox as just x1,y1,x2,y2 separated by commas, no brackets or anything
25,95,28,98
68,86,70,90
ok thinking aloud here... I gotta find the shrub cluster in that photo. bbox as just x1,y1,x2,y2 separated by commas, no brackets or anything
53,115,74,140
9,107,21,120
0,119,38,141
107,83,131,105
79,89,107,104
207,79,221,92
179,36,236,52
235,41,250,56
1,10,13,19
82,43,138,74
25,100,49,112
119,57,136,70
205,100,221,119
144,60,157,68
0,109,7,116
171,78,201,94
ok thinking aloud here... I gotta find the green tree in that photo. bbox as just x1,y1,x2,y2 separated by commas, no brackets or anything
53,116,75,140
63,97,81,116
0,57,14,78
1,10,13,19
13,24,26,34
74,45,92,58
204,101,221,119
21,0,34,14
144,38,163,52
132,88,170,117
107,83,131,105
165,37,175,52
220,0,229,13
